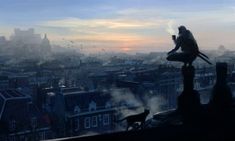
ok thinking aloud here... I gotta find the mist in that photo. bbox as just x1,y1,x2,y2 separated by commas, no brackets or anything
109,87,166,120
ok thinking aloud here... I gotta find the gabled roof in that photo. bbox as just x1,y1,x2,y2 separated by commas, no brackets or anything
0,90,31,120
62,89,111,113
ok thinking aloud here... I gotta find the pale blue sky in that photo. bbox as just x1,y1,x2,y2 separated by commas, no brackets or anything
0,0,235,53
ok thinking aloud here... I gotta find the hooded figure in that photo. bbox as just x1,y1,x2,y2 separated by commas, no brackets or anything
167,26,199,66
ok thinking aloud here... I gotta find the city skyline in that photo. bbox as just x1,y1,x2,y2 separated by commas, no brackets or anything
0,0,235,53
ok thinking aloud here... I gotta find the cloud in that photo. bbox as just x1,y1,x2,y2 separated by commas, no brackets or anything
0,25,15,38
2,3,235,53
40,17,165,30
39,17,170,52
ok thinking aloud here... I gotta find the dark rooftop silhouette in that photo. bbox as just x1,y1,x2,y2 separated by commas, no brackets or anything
50,62,235,141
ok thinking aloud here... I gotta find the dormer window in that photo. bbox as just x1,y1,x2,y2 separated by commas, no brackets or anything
103,114,110,126
9,119,16,132
74,105,81,114
31,117,37,129
89,101,96,111
105,101,112,109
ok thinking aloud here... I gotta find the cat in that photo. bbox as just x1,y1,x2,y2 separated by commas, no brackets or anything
118,109,150,131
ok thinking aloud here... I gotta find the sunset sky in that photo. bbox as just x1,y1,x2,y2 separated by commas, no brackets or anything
0,0,235,53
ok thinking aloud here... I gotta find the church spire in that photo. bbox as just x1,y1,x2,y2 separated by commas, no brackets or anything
44,34,47,39
41,33,51,54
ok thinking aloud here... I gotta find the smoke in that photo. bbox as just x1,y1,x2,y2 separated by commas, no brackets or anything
109,87,166,121
166,20,175,35
143,95,166,119
110,88,143,116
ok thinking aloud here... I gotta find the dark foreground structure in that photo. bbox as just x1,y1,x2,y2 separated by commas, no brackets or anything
51,125,235,141
50,63,235,141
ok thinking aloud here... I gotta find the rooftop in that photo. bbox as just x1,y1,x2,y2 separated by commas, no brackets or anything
0,89,29,99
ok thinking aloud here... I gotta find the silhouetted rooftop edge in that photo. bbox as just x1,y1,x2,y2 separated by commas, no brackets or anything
49,119,235,141
48,62,235,141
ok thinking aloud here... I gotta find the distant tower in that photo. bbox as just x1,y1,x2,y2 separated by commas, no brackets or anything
11,28,42,44
40,34,51,56
0,36,6,45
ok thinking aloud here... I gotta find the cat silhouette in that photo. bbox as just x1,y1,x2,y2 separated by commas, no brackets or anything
118,109,150,131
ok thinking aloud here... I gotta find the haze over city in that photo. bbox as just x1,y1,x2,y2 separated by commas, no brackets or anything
0,0,235,53
1,1,235,141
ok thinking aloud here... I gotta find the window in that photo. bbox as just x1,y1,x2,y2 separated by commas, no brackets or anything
74,118,79,131
9,120,16,131
103,114,110,126
31,117,37,129
84,117,90,129
8,136,15,141
39,132,46,140
74,105,81,114
19,135,25,141
92,116,98,127
89,101,96,111
105,101,112,109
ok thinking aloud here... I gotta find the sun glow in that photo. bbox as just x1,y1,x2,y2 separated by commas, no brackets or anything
121,47,131,52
